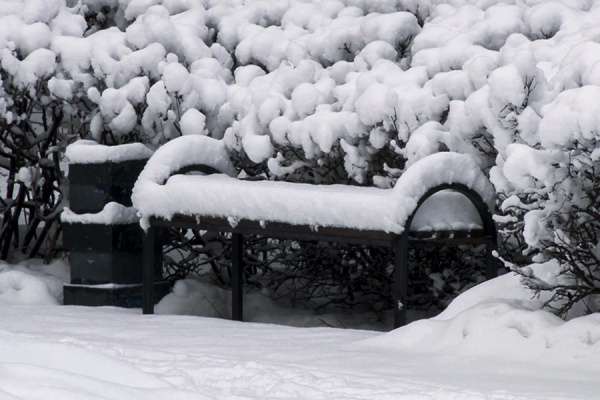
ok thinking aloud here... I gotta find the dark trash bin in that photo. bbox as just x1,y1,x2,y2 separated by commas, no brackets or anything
62,142,169,308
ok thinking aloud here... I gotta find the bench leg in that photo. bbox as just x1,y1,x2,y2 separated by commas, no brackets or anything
393,235,408,329
143,226,160,314
231,233,244,321
485,236,498,280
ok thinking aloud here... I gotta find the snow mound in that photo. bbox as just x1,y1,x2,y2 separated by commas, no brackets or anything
365,261,600,363
156,279,230,319
0,260,67,305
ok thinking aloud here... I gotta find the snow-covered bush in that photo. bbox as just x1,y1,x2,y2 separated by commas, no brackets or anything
482,3,600,316
0,1,87,259
494,86,600,317
2,0,599,317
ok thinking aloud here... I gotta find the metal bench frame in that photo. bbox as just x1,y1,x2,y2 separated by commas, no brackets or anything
142,181,497,329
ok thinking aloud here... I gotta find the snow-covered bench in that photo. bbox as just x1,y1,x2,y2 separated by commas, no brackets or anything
132,136,497,328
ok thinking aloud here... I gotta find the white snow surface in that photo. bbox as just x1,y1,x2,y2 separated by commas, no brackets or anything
133,136,492,233
65,140,154,164
0,259,598,399
61,202,139,225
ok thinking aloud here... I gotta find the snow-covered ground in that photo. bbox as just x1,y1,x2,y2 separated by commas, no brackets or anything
0,260,598,399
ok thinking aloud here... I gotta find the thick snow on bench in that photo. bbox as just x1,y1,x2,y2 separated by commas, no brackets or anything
132,136,494,234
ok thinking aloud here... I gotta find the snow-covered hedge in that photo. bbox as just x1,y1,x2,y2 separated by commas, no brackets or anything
1,0,599,315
